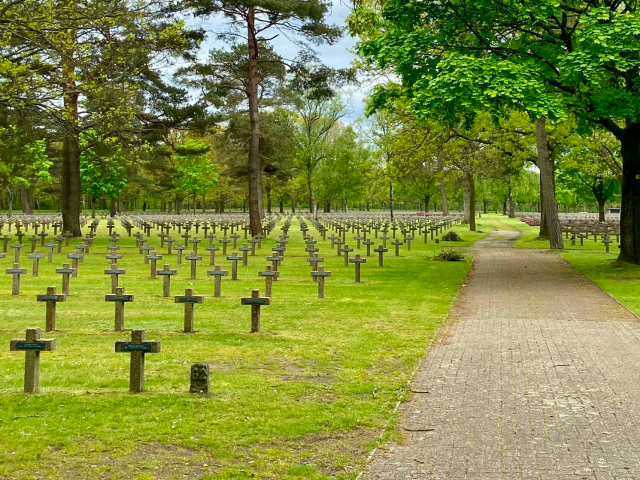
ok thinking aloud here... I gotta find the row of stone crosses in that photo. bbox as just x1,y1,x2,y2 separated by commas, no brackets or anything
8,212,460,394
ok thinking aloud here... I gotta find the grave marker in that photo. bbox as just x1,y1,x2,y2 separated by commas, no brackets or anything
28,251,44,277
158,264,177,297
227,252,242,280
311,266,332,299
6,263,27,295
175,288,204,333
37,286,66,332
241,289,270,333
189,363,210,394
10,328,56,393
104,264,126,293
115,330,161,393
105,286,134,331
56,263,75,295
258,265,280,297
186,252,202,280
207,265,229,297
349,254,367,283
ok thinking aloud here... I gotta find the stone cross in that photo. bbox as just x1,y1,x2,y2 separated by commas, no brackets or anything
248,238,259,255
190,363,210,394
267,256,281,275
28,251,44,277
374,245,388,267
115,329,161,393
207,265,228,297
190,237,202,254
219,238,231,255
311,266,332,299
174,244,187,265
0,235,10,252
380,235,390,248
227,252,242,280
239,245,251,266
391,239,403,256
165,237,175,255
334,239,345,255
104,263,126,293
45,242,56,263
56,263,75,296
175,288,204,333
354,236,364,249
404,236,414,251
105,287,134,331
146,252,162,279
241,289,271,333
6,262,27,295
158,264,177,297
186,252,202,280
603,236,613,254
258,265,280,297
307,254,324,282
140,244,154,261
11,243,23,262
340,244,354,266
37,286,66,332
67,253,82,277
363,240,375,257
28,235,38,253
10,328,56,393
206,244,219,266
230,233,240,249
349,254,367,283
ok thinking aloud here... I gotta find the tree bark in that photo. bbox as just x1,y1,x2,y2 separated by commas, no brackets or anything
389,180,395,220
462,173,476,231
439,177,449,215
598,200,606,223
19,185,33,214
266,185,272,214
279,200,284,214
618,132,640,263
109,198,116,216
247,7,262,235
508,187,516,218
61,52,82,236
535,117,563,249
424,195,431,213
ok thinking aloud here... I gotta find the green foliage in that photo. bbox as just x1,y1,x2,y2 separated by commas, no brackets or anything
0,126,51,190
79,133,128,201
172,140,219,200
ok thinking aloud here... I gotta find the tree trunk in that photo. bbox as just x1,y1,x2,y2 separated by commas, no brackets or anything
462,173,476,231
202,194,206,213
618,132,640,263
109,198,116,216
247,7,262,235
61,60,82,236
19,185,33,214
598,200,606,223
291,197,296,213
424,195,431,213
535,117,563,249
266,186,272,214
279,200,284,214
539,172,548,237
7,189,14,215
389,180,394,220
439,177,449,215
324,200,330,213
507,187,516,218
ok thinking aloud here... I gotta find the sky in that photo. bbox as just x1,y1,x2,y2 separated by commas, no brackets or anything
195,1,368,123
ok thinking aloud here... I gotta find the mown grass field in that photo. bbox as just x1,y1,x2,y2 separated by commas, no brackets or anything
0,216,486,480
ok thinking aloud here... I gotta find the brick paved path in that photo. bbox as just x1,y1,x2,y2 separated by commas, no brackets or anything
364,231,640,480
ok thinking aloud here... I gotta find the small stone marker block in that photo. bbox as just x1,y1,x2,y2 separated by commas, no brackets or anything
106,287,134,331
175,288,204,333
190,363,210,394
115,329,161,393
10,328,56,393
37,286,66,332
241,289,270,333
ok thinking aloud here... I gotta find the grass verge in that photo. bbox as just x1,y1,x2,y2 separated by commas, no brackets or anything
0,218,483,480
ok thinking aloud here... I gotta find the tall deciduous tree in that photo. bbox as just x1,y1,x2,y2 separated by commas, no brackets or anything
184,0,342,234
352,0,640,261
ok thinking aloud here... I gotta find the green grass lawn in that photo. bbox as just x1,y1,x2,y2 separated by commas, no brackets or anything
0,218,486,480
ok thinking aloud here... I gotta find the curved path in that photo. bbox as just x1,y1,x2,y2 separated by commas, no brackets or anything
364,231,640,479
